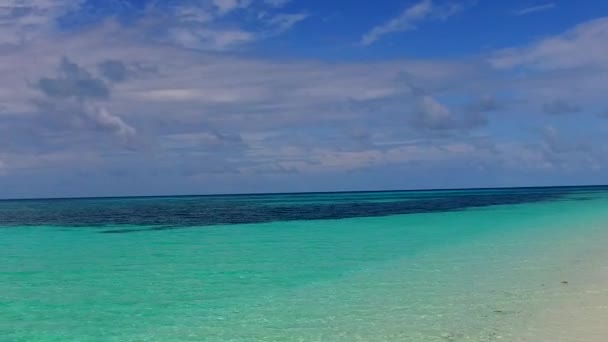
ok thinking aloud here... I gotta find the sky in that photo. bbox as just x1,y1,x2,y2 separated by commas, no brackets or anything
1,0,608,198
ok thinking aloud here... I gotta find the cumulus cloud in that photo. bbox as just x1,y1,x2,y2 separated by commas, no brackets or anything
410,94,488,131
37,57,110,100
97,60,128,83
32,57,137,148
361,0,466,45
413,95,454,129
91,106,137,145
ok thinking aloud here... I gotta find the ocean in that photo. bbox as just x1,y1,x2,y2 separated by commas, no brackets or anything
2,186,608,341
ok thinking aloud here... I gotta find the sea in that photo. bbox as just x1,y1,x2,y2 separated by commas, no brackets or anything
2,186,608,341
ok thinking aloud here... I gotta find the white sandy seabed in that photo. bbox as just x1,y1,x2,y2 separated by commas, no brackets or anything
491,219,608,342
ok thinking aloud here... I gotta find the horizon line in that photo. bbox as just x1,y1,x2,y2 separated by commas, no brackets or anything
1,183,607,202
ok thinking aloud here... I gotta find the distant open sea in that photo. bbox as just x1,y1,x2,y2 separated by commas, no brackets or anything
2,186,608,341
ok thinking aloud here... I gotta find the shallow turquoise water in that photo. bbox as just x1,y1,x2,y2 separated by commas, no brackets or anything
2,188,608,341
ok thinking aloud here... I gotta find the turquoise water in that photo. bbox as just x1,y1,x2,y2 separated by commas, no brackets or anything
2,187,608,341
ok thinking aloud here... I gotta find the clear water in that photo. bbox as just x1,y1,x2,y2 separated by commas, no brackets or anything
2,187,608,341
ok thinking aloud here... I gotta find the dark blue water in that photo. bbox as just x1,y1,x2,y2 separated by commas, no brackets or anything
0,186,604,233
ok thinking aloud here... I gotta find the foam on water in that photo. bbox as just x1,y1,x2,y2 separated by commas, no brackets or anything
1,187,608,341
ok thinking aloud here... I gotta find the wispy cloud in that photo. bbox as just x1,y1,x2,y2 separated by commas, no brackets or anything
0,0,80,45
212,0,252,15
489,17,608,70
513,3,556,16
162,1,307,50
167,27,255,50
360,0,466,46
264,12,309,34
264,0,292,8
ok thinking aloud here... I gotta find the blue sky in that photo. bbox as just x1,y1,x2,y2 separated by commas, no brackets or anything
1,0,608,198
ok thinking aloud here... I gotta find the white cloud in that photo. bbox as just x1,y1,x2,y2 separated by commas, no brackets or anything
512,3,556,16
361,0,432,46
0,0,81,45
212,0,251,15
174,6,214,23
263,0,292,8
22,56,139,149
0,149,101,174
265,12,308,34
415,95,453,128
0,1,605,189
490,17,608,70
0,16,481,173
239,136,581,175
360,0,465,46
168,27,255,50
159,0,306,50
90,106,137,146
484,16,608,115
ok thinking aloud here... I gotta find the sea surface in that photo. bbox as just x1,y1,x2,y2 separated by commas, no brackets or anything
2,186,608,341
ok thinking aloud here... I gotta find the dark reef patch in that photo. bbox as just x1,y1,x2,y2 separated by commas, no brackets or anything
0,187,604,233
